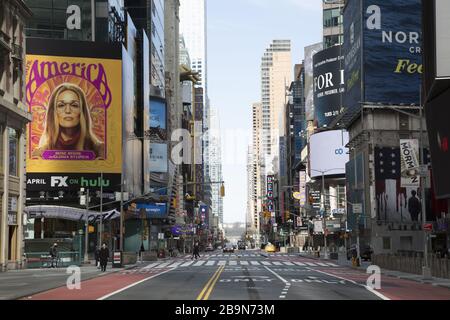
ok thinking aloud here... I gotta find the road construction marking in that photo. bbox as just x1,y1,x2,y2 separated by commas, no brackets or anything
197,266,225,300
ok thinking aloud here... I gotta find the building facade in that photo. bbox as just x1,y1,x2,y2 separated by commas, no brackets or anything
0,0,33,271
322,0,344,48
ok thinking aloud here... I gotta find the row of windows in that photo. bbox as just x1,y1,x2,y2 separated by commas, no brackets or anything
323,8,343,28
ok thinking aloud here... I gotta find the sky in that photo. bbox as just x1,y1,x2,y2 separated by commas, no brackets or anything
207,0,323,223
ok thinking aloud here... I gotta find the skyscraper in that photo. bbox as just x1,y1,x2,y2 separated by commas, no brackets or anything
209,107,223,224
322,0,344,48
260,40,292,174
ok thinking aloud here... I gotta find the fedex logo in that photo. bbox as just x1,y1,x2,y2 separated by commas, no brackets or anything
51,176,69,187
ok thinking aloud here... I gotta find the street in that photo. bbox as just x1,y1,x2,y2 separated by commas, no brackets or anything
19,250,450,300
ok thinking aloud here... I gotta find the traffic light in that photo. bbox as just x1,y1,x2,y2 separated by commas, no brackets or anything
220,183,225,197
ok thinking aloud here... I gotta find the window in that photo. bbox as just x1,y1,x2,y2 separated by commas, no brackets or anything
323,8,342,28
382,237,391,250
8,128,18,176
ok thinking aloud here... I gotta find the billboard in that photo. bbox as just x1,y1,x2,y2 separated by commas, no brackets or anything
343,0,363,118
267,175,275,212
299,171,306,207
309,130,349,178
363,0,422,105
136,203,168,218
26,39,122,174
150,98,167,140
150,143,168,173
313,45,345,128
304,43,323,121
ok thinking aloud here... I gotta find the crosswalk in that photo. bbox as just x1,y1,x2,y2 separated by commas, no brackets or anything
178,253,300,258
140,260,339,269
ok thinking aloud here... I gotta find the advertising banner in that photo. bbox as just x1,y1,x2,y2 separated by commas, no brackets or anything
26,173,121,191
304,43,323,121
26,39,122,174
313,45,345,127
363,0,422,105
400,139,420,187
309,130,349,178
150,98,167,140
136,203,168,218
267,175,275,212
343,0,362,118
150,143,168,173
375,147,433,222
299,171,306,207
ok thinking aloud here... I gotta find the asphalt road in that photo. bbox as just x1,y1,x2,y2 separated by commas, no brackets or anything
106,250,381,300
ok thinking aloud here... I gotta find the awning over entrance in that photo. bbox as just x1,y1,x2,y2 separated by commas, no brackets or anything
24,205,120,222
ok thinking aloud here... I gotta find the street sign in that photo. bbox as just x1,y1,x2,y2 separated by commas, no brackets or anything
353,203,363,214
423,223,433,232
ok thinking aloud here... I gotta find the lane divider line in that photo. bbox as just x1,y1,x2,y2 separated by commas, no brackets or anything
202,266,225,300
196,266,223,300
97,268,174,300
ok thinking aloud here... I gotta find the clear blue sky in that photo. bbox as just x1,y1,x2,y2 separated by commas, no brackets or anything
207,0,323,223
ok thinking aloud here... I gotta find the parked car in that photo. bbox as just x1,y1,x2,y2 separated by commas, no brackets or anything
265,243,276,253
223,244,235,253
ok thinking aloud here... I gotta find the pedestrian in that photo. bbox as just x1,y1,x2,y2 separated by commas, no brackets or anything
192,242,200,260
94,246,100,269
99,243,109,272
408,190,421,222
49,243,58,268
169,247,174,257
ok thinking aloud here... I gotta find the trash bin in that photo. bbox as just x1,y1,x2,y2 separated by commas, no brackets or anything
112,251,122,268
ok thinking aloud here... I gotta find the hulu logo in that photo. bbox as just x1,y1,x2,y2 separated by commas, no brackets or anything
80,177,110,187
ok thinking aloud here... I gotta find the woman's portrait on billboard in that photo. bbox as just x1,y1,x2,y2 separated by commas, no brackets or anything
32,83,105,159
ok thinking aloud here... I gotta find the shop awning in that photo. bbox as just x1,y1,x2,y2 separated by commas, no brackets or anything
24,205,120,222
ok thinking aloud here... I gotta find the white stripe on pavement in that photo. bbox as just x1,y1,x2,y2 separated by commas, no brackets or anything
304,262,317,266
167,262,183,268
261,261,271,266
180,261,194,267
142,263,159,270
272,262,283,266
218,260,226,266
155,262,171,268
239,261,249,265
316,262,328,267
193,260,206,266
293,262,306,266
326,263,339,267
282,262,294,266
250,261,260,265
229,261,237,266
98,269,174,300
205,260,216,266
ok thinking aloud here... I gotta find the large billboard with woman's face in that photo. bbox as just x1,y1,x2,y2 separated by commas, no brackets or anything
26,39,122,174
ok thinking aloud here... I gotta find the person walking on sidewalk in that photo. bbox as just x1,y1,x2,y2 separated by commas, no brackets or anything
192,242,200,260
94,247,100,269
99,243,109,272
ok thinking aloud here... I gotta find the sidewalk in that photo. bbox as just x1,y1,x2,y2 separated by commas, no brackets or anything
0,262,137,300
300,251,450,290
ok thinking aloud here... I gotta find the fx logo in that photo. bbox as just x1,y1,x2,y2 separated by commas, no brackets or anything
66,266,81,290
366,265,381,289
51,176,68,187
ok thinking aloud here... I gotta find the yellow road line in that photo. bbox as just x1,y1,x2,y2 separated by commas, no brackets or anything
202,265,224,300
196,266,223,300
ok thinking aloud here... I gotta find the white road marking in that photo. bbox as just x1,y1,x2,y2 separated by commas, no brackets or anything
282,262,294,266
229,261,237,266
263,266,289,284
167,262,183,268
218,260,226,266
155,263,171,268
193,260,206,266
316,263,329,267
98,268,174,300
239,261,249,265
141,263,159,270
293,262,306,266
250,261,260,265
306,267,390,300
272,262,283,266
304,262,317,266
261,261,271,266
180,261,194,267
206,260,216,266
326,263,339,267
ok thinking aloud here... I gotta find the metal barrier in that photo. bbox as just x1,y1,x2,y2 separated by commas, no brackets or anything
24,251,82,269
